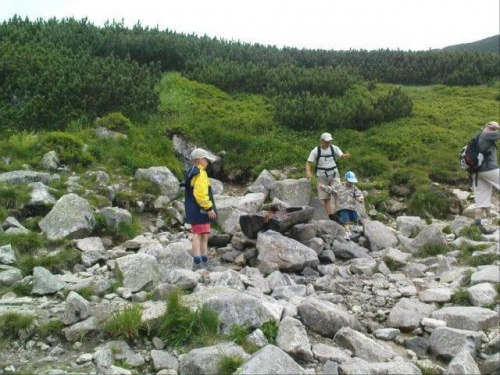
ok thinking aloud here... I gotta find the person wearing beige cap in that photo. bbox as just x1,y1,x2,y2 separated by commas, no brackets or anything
472,121,500,234
306,132,350,219
183,148,217,268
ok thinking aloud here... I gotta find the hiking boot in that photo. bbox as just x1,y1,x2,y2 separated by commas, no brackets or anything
475,223,496,235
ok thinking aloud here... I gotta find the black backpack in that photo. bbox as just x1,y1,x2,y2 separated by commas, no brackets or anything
459,132,492,173
315,145,339,176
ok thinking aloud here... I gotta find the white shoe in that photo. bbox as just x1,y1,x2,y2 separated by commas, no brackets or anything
344,231,352,241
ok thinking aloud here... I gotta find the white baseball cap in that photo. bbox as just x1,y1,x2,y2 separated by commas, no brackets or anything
320,132,333,142
190,148,215,161
486,121,500,130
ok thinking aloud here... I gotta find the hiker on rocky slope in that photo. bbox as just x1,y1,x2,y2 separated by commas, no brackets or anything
306,132,350,220
318,171,363,240
183,148,217,268
473,120,500,234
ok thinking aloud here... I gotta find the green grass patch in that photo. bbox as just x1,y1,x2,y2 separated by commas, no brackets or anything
382,256,400,271
462,270,474,287
0,183,31,209
218,355,245,375
227,324,260,354
408,186,453,219
0,232,45,255
115,214,142,242
36,319,65,338
466,253,498,267
442,225,451,234
260,321,278,345
0,312,34,339
451,288,470,306
104,304,145,341
418,243,449,258
155,289,220,348
459,226,482,241
17,246,81,276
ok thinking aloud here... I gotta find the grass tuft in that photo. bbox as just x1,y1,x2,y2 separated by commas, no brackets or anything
459,226,482,241
0,312,34,339
104,304,145,341
218,355,244,375
418,243,449,258
260,321,278,345
156,289,220,348
451,288,470,306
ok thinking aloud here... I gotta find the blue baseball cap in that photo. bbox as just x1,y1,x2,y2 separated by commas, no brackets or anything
345,171,358,183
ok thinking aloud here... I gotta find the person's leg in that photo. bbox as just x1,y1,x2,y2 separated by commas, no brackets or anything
473,172,496,233
200,233,210,262
192,233,202,264
324,198,334,216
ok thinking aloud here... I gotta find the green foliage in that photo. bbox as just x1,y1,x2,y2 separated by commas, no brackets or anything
459,226,482,241
0,233,45,255
41,132,93,167
228,324,260,354
218,355,244,375
95,112,134,134
260,321,278,344
416,363,441,375
382,256,400,271
452,289,470,306
0,312,34,339
104,304,145,340
466,254,498,267
418,243,449,258
408,186,452,219
116,215,142,242
442,225,451,234
78,284,97,300
156,289,220,348
36,319,65,338
0,183,31,209
17,246,80,275
462,270,474,287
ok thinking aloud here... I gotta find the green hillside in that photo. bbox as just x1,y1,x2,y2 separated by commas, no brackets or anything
443,35,500,53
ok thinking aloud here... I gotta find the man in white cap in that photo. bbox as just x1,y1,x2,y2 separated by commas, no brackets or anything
473,121,500,234
306,132,350,220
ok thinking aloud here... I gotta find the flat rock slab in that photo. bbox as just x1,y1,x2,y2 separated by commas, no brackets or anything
432,306,499,331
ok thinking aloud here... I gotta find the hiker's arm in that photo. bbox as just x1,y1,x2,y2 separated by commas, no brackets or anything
306,161,312,179
318,183,334,194
341,153,350,160
355,188,364,202
193,173,213,211
483,131,500,142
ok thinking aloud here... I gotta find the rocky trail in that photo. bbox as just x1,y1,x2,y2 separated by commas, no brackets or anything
0,148,499,375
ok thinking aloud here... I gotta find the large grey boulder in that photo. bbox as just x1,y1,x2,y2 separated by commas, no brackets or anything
0,244,16,265
64,291,90,325
115,253,160,292
76,237,108,267
479,353,500,375
247,170,276,197
27,182,57,210
39,194,95,240
164,268,201,290
410,223,447,252
150,350,179,372
236,345,306,375
383,247,411,266
431,306,498,331
444,350,480,375
269,178,311,207
40,151,60,171
298,297,362,338
429,326,482,360
183,287,278,334
387,298,437,332
419,288,453,303
363,220,398,251
276,317,313,361
467,283,498,306
0,170,51,185
141,240,193,271
208,270,245,291
332,240,369,259
257,230,319,272
396,216,426,237
334,327,397,363
338,358,420,375
237,193,266,213
312,343,351,363
240,267,271,294
180,342,249,375
135,166,180,199
470,266,500,284
0,265,23,286
98,207,132,230
63,317,97,342
32,267,65,295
